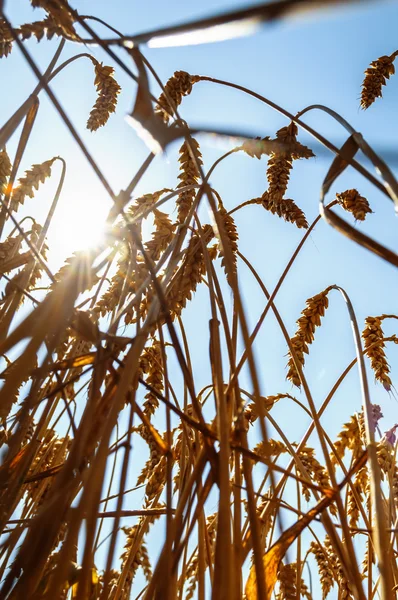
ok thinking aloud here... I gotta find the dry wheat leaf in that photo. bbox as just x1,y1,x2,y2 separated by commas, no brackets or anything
71,310,100,344
120,0,366,48
322,134,359,196
0,446,29,489
45,352,96,372
71,567,99,599
0,251,31,275
126,48,185,153
352,132,398,212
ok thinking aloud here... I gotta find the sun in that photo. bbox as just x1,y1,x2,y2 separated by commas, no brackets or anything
48,192,110,270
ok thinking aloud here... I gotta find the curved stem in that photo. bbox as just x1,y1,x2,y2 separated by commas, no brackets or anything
231,200,338,386
197,76,390,200
332,285,393,600
295,104,356,135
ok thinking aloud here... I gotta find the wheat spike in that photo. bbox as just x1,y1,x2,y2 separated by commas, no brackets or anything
95,250,131,317
362,316,392,390
155,71,200,123
347,466,368,529
297,446,337,515
276,563,297,600
140,339,164,418
3,224,49,305
87,60,121,132
310,541,335,599
0,234,23,270
176,138,203,224
336,189,372,221
10,158,56,213
260,192,308,229
30,0,78,39
263,122,312,227
145,208,176,262
136,424,165,485
145,455,167,502
52,251,99,293
165,224,215,321
0,19,13,58
360,51,398,109
286,287,332,387
324,536,354,599
331,414,363,466
244,393,283,424
0,355,38,422
241,136,272,159
27,434,70,509
0,148,12,195
218,204,238,286
120,525,146,593
19,16,64,42
377,427,397,479
253,438,287,459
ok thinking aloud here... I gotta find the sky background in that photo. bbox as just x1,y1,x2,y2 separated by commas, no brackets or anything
2,0,398,597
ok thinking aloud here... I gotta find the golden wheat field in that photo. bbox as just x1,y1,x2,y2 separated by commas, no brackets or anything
0,1,398,599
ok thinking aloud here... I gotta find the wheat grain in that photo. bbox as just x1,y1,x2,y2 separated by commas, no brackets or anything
155,71,200,123
361,51,398,109
336,189,372,221
286,287,332,387
87,60,121,132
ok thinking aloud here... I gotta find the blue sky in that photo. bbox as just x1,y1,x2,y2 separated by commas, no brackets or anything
2,0,398,596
